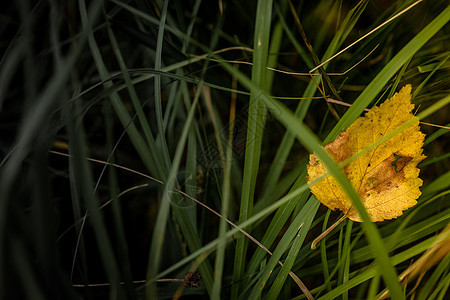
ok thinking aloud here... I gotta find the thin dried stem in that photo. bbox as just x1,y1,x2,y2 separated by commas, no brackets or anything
311,214,347,249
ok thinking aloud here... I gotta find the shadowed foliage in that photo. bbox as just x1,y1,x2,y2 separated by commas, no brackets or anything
0,0,449,299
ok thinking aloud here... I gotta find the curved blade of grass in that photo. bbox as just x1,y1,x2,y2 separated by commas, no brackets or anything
247,0,368,283
252,1,290,210
218,62,406,299
146,3,448,296
259,0,368,203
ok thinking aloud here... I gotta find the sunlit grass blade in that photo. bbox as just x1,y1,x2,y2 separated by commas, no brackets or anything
217,59,406,298
264,198,320,299
259,0,368,202
247,198,319,299
316,233,440,300
248,2,368,284
246,171,310,283
231,0,273,297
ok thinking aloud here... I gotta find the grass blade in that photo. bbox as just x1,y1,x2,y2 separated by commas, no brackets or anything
231,0,273,297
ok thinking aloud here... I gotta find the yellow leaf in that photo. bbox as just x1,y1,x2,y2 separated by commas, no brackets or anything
307,85,426,222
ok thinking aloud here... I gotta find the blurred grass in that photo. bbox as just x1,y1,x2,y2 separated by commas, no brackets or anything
0,0,449,299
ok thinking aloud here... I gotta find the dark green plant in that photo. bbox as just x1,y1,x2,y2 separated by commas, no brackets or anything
0,0,448,299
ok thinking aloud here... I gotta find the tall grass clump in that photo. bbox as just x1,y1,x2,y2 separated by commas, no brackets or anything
0,0,449,299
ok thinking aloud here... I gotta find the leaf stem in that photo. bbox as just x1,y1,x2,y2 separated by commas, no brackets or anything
311,214,347,249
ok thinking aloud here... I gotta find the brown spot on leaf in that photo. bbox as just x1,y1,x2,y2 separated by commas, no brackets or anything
360,153,412,197
325,131,351,163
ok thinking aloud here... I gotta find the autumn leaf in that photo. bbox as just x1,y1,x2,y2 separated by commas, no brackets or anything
307,85,426,223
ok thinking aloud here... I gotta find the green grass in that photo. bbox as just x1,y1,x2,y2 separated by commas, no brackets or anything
0,0,449,299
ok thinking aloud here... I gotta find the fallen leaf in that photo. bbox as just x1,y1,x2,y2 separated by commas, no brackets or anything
307,85,425,222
